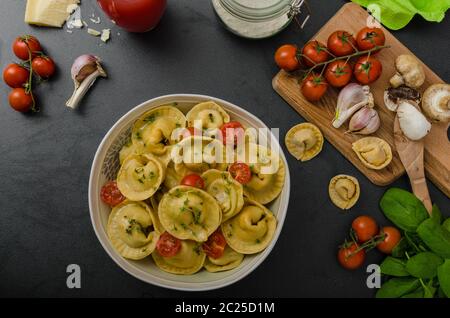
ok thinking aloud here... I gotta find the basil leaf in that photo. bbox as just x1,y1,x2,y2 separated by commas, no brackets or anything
380,257,409,277
437,259,450,297
376,277,420,298
406,252,443,279
443,218,450,233
401,287,423,298
380,188,429,232
431,204,442,224
417,218,450,258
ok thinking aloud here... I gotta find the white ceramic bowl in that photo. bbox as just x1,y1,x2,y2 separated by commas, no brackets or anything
89,94,290,291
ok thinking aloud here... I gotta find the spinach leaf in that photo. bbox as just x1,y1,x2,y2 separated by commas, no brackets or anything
380,257,409,277
431,204,442,224
406,252,443,279
437,259,450,297
443,218,450,233
417,218,450,258
401,287,423,298
380,188,428,232
392,237,413,258
376,277,420,298
423,280,436,298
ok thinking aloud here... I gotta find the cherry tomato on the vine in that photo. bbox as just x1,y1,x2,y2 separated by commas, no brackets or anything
3,64,30,88
12,35,42,60
32,56,56,78
351,215,379,243
301,41,330,67
354,55,382,84
301,74,328,102
327,30,356,56
338,242,366,270
377,226,401,254
356,27,385,51
324,60,352,88
8,88,34,112
274,44,300,72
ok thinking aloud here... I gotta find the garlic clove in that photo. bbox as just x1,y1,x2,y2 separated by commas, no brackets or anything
348,106,380,135
333,84,374,128
397,101,431,140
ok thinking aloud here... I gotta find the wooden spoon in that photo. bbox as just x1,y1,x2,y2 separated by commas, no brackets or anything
394,115,432,214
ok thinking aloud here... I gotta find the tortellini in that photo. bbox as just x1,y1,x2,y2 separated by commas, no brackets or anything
119,141,139,165
222,199,277,254
202,170,244,222
107,201,159,260
186,101,230,130
352,137,392,170
132,105,186,156
152,240,206,275
285,123,323,161
158,186,222,242
117,154,165,201
328,174,360,210
204,246,244,273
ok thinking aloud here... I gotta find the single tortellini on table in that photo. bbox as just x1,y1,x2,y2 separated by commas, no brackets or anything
352,137,392,170
107,201,160,260
328,174,360,210
202,170,244,222
131,105,186,156
186,101,230,130
117,154,165,201
221,198,277,254
152,240,206,275
172,136,228,176
158,186,222,242
240,144,285,205
285,123,324,161
204,245,244,273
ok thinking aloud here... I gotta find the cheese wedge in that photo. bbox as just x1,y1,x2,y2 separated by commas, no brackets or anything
25,0,80,27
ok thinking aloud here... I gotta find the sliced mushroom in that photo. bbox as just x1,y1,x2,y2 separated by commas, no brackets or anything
383,85,421,112
421,83,450,123
390,55,425,89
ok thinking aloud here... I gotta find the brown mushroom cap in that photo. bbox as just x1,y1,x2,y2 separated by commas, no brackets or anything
390,55,425,89
421,83,450,123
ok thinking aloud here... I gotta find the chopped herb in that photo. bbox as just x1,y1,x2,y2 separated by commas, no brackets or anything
148,171,155,179
138,178,144,184
208,113,214,123
256,239,261,244
134,167,143,173
135,132,142,140
193,244,201,255
143,114,156,123
175,123,181,128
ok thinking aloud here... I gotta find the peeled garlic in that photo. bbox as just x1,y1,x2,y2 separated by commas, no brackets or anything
348,106,380,135
397,101,431,140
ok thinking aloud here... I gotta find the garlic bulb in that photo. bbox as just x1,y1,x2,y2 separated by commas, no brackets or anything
333,83,374,128
348,106,380,135
397,101,431,140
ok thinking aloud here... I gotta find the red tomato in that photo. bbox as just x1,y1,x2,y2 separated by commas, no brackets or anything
377,226,401,254
327,30,356,56
356,27,385,51
301,74,328,102
352,215,379,243
274,44,300,72
100,181,126,206
338,243,366,270
8,88,33,112
32,56,56,78
156,232,181,257
228,162,252,184
12,35,41,60
181,174,205,189
202,229,227,259
97,0,167,32
220,121,244,146
301,41,330,67
3,64,30,88
324,60,352,88
354,56,382,84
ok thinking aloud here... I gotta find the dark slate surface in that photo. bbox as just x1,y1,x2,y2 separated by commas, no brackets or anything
0,0,448,298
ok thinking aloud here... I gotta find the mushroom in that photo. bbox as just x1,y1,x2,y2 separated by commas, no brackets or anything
421,83,450,123
390,55,425,89
383,85,421,112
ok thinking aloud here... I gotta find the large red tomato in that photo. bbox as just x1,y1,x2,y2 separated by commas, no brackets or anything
97,0,167,32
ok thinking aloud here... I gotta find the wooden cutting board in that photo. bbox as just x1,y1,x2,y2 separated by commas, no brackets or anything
273,2,450,197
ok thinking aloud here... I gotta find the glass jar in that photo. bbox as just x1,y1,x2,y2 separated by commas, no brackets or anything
212,0,310,39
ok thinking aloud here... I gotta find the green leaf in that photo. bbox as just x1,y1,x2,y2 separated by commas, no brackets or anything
376,277,421,298
431,204,442,224
443,218,450,232
437,259,450,297
392,237,411,258
380,257,409,276
401,287,423,298
423,280,436,298
351,0,450,30
405,252,443,279
417,218,450,258
380,188,429,232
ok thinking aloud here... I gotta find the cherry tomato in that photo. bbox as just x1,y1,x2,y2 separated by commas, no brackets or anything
3,64,30,88
228,162,252,184
377,226,401,254
202,229,227,259
8,88,33,112
32,56,56,78
181,173,205,189
324,60,352,88
338,243,366,270
356,27,385,51
301,41,330,67
327,30,356,56
100,181,126,206
354,56,382,84
220,121,244,146
12,35,41,60
274,44,300,72
352,215,379,243
301,74,328,102
156,232,181,258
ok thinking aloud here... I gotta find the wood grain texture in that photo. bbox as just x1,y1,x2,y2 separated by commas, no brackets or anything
273,2,450,197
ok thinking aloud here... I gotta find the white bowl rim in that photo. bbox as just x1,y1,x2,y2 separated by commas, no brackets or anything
88,94,291,291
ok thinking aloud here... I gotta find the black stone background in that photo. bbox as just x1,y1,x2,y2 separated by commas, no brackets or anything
0,0,448,297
